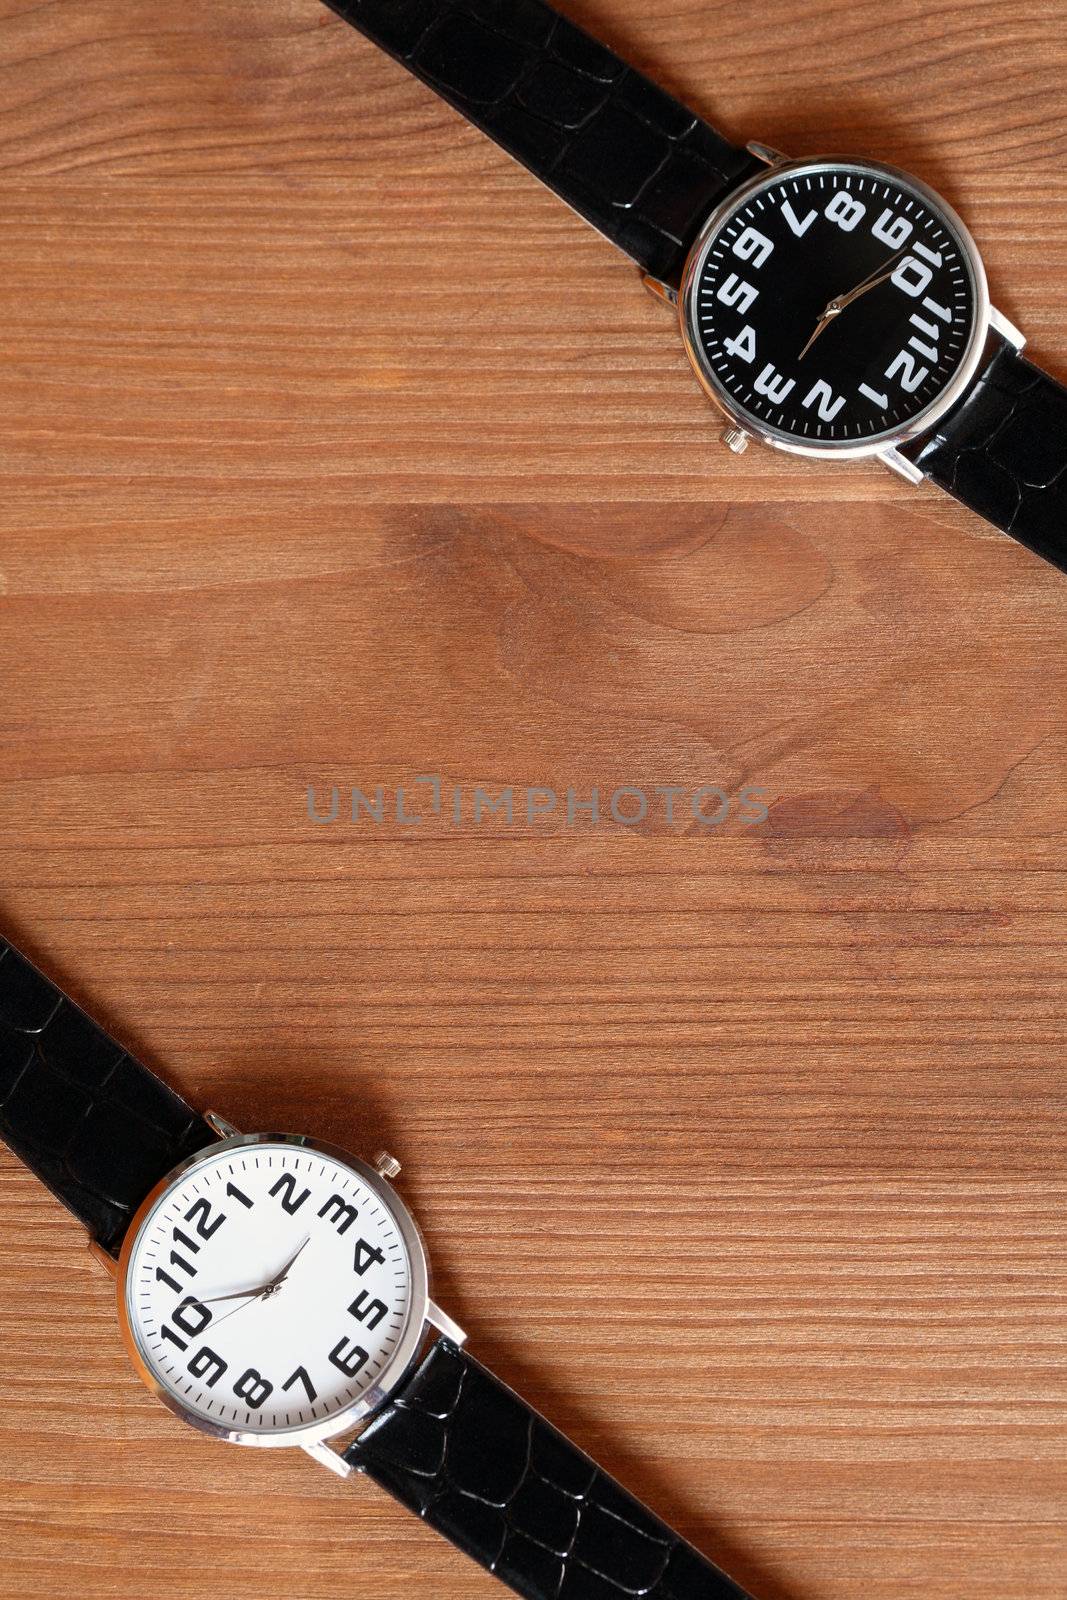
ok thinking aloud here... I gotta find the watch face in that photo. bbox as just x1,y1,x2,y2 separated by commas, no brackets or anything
681,158,985,452
120,1136,428,1446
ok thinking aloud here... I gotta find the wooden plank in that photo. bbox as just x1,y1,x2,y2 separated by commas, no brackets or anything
0,3,1064,1596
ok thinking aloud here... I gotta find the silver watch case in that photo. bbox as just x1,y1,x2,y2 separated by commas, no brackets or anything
115,1130,432,1452
677,154,992,464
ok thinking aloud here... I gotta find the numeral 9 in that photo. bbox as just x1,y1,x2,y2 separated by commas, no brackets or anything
188,1346,227,1389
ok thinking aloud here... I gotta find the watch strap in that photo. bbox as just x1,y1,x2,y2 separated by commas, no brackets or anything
322,0,761,284
346,1337,753,1600
0,936,214,1255
907,342,1067,574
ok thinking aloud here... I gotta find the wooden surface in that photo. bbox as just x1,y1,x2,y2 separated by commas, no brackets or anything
0,2,1065,1596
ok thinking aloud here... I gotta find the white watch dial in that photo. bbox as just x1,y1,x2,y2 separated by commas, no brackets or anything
123,1140,415,1439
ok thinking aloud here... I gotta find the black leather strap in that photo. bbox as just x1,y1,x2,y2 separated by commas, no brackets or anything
0,937,214,1255
346,1338,754,1599
907,342,1067,574
322,0,760,285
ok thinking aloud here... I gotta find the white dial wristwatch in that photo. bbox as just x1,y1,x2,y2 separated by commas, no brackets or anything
0,933,756,1600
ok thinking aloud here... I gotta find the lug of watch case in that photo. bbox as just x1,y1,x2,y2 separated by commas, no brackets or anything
746,140,787,166
426,1299,467,1346
205,1109,241,1139
303,1439,356,1479
87,1238,119,1277
641,272,679,309
988,305,1027,352
299,1302,464,1479
880,446,926,485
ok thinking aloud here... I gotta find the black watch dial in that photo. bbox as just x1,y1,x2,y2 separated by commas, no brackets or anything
683,159,982,449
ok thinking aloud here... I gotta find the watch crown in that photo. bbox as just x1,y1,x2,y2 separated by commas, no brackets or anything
373,1149,402,1180
720,425,751,454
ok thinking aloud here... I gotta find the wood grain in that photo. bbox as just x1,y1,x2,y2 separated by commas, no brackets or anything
0,2,1064,1597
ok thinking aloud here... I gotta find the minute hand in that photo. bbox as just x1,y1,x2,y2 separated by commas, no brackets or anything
834,258,904,311
798,248,906,362
199,1238,310,1309
199,1285,269,1305
266,1235,309,1289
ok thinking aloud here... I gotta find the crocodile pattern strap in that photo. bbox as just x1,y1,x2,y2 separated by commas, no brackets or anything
0,937,214,1254
345,1339,754,1600
908,343,1067,574
322,0,760,284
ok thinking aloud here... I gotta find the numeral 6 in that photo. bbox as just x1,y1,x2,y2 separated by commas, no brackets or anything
732,226,773,269
329,1336,369,1379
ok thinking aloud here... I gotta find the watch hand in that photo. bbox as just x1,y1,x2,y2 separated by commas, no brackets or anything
207,1291,268,1329
836,246,906,304
799,248,907,359
268,1235,310,1289
799,310,837,361
198,1284,272,1305
196,1238,312,1332
834,258,904,311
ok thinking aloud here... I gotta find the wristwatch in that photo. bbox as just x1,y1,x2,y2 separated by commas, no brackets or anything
0,932,754,1600
321,0,1067,577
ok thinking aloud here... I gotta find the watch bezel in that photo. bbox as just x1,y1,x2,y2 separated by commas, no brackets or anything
677,155,991,461
115,1130,431,1451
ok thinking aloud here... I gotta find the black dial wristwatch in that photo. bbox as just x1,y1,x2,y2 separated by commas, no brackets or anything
0,932,754,1600
321,0,1067,577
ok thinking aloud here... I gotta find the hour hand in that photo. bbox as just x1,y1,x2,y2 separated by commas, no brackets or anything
198,1283,271,1304
799,306,839,361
